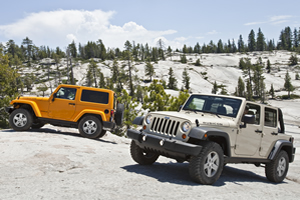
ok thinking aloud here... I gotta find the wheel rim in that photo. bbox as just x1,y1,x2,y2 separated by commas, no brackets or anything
277,156,287,177
82,120,97,135
204,151,220,177
13,113,27,127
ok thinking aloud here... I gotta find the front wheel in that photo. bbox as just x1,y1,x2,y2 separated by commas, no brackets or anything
78,115,103,139
9,108,33,131
265,150,289,183
130,140,159,165
189,141,224,185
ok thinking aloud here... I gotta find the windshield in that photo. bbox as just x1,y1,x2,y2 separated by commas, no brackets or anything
182,95,242,118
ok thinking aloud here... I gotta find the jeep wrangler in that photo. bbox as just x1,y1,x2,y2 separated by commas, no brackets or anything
127,94,296,185
6,84,124,139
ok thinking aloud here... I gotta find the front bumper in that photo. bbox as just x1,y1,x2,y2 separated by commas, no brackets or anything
5,106,13,113
127,129,202,157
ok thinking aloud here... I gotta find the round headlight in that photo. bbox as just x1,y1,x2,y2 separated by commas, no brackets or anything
145,115,153,124
182,122,191,132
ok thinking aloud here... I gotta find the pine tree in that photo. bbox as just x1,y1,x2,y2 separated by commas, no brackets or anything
145,62,155,81
111,59,123,92
180,54,187,63
296,72,300,80
236,77,245,97
124,40,134,96
116,89,140,132
98,72,106,88
269,84,275,99
168,90,189,111
68,40,77,58
195,58,201,66
217,39,224,53
266,59,271,73
238,35,245,52
182,67,190,91
231,39,237,53
22,37,33,64
168,67,177,90
294,28,299,48
87,59,99,87
248,29,256,51
194,43,201,54
142,80,170,111
212,81,218,94
0,49,20,128
284,70,294,98
256,28,265,51
289,54,298,66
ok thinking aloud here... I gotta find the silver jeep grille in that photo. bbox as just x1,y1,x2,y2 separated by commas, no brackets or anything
150,117,180,137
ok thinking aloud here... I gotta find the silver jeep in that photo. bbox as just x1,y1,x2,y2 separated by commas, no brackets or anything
127,94,296,185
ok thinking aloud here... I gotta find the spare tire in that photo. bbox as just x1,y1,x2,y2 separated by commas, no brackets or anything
115,103,124,126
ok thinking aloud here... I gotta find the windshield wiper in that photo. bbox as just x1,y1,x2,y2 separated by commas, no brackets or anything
183,108,198,114
201,110,221,118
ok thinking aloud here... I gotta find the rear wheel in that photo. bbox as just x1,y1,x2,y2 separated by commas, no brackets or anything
265,150,289,183
130,140,159,165
78,115,103,139
9,108,33,131
189,141,224,185
31,122,45,129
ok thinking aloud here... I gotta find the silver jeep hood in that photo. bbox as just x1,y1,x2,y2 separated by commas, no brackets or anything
150,111,236,128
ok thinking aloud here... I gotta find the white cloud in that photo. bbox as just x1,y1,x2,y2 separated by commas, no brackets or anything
0,9,177,49
244,15,293,26
207,30,218,35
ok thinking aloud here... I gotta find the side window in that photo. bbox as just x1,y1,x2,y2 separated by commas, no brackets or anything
264,108,277,128
245,103,261,125
81,90,109,104
56,87,77,100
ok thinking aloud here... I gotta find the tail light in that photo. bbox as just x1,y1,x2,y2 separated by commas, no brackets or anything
110,110,114,122
290,137,294,143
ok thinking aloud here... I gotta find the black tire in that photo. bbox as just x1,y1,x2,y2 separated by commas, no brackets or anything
115,103,124,126
78,115,103,139
9,108,33,131
130,140,159,165
265,150,289,183
31,122,45,129
189,141,224,185
98,130,107,138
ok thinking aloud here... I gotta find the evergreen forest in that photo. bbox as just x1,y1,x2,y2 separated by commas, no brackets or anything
1,26,300,131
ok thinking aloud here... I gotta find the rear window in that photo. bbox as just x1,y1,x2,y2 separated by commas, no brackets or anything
81,90,109,104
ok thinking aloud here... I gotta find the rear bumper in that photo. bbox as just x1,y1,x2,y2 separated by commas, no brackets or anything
127,129,202,157
103,121,115,130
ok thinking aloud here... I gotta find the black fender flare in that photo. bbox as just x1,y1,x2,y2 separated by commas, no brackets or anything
132,116,144,125
268,139,295,162
188,127,231,156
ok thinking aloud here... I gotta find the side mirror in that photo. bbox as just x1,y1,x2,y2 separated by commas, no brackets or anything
52,93,57,102
178,105,182,112
240,114,255,128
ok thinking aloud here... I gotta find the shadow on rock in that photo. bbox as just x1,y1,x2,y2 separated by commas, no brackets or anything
122,162,286,186
1,127,117,144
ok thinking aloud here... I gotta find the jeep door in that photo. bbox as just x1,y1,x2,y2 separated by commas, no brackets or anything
48,87,77,120
235,103,262,156
259,106,278,157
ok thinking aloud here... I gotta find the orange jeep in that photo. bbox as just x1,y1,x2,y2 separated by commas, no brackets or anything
5,84,124,139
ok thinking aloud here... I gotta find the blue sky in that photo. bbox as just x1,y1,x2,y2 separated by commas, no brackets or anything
0,0,299,50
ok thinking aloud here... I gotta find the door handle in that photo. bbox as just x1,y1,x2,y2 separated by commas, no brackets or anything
69,103,75,105
271,132,278,135
255,129,262,133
